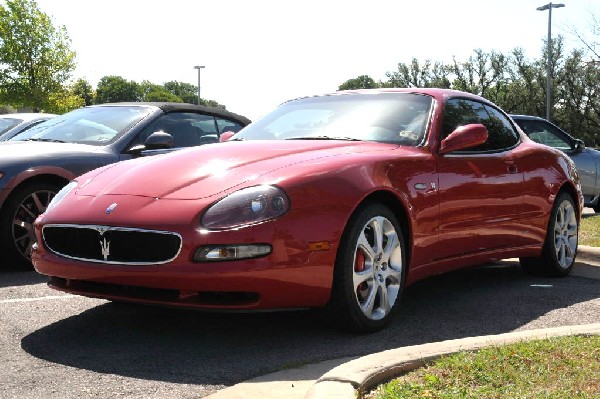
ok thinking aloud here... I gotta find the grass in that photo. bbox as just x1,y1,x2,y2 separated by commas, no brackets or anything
364,335,600,399
364,215,600,399
580,214,600,247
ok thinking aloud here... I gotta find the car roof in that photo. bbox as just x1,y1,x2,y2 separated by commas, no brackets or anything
288,88,497,107
509,114,546,121
89,102,251,126
0,113,57,121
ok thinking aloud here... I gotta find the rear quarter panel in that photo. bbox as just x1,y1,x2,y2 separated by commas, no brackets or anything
514,138,582,247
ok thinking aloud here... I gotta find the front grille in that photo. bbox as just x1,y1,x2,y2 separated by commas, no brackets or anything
42,224,182,265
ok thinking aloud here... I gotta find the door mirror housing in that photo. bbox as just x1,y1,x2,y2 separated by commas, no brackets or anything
126,131,174,155
144,131,174,150
574,138,585,152
439,124,488,154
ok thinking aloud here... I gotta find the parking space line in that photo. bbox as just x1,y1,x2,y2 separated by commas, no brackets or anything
0,295,75,304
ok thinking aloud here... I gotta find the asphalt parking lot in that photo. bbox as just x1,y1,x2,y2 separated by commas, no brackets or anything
1,259,599,399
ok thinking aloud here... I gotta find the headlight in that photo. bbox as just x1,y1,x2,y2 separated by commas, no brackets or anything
201,185,289,229
46,181,77,212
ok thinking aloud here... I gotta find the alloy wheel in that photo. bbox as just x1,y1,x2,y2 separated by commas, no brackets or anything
553,198,578,269
352,215,403,320
11,189,55,260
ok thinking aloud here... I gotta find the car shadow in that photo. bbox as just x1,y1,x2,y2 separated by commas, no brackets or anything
0,270,47,288
21,262,600,386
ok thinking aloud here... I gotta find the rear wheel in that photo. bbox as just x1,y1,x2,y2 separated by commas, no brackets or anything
520,192,578,277
320,204,406,333
0,181,60,270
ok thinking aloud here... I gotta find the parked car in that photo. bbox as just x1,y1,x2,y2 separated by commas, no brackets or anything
0,113,57,141
511,114,600,212
0,102,250,269
32,89,581,332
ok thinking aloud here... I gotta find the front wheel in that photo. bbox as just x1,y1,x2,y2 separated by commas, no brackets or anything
0,181,61,270
520,192,578,277
320,204,406,333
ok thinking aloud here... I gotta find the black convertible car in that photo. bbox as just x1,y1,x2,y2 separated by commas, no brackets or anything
0,102,250,269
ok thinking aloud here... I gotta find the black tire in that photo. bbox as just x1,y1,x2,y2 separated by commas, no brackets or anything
593,204,600,214
520,192,578,277
0,181,61,270
319,204,406,333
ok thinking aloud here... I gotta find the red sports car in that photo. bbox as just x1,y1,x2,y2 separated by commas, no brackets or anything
32,89,582,332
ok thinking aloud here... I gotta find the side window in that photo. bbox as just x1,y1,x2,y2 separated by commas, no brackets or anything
216,118,244,134
441,99,488,140
481,105,519,151
518,120,571,150
136,112,220,148
441,98,519,152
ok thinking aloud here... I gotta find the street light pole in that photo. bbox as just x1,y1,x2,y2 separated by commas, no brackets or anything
193,65,205,105
537,2,564,121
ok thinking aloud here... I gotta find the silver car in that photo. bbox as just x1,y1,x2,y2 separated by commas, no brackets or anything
511,114,600,212
0,113,57,141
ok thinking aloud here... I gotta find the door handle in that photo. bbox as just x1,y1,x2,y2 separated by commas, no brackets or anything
505,161,518,174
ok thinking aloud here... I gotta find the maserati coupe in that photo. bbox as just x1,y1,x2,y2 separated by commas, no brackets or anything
32,89,582,332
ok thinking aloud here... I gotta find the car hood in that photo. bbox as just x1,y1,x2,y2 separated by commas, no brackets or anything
0,140,103,162
76,140,400,200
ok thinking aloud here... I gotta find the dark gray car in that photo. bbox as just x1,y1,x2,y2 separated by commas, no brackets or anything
511,114,600,212
0,102,250,269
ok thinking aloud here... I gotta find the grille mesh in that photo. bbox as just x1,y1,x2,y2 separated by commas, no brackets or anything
42,225,181,265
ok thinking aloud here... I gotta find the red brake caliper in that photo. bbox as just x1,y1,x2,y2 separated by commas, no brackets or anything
354,249,365,272
354,249,368,299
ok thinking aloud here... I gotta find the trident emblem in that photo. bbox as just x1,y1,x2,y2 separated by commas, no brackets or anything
100,237,110,261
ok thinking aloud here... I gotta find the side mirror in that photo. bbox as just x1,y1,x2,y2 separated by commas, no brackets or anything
144,131,174,150
574,139,585,152
126,131,174,155
219,131,236,142
439,124,488,154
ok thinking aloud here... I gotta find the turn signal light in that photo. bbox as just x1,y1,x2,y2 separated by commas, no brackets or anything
194,244,271,262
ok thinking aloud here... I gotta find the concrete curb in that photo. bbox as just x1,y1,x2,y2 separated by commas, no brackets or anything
307,248,600,399
306,323,600,399
208,250,600,399
577,245,600,264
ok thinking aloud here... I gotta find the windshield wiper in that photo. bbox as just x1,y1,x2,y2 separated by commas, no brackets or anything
25,138,66,143
285,136,362,141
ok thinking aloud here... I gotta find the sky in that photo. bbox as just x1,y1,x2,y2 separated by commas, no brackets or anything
32,0,599,121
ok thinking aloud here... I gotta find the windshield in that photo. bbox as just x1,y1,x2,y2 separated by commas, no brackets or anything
0,118,21,134
235,92,434,145
10,106,154,145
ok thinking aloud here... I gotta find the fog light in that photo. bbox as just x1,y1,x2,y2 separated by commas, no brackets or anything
194,244,272,262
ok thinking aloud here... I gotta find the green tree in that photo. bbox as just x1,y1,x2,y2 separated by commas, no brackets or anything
385,59,450,88
203,99,225,109
72,78,94,105
0,104,16,114
95,75,141,104
0,0,76,111
138,80,182,102
163,81,198,104
46,85,85,114
338,75,379,90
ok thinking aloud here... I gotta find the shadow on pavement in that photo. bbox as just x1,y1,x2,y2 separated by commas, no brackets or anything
0,270,47,288
21,262,600,386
